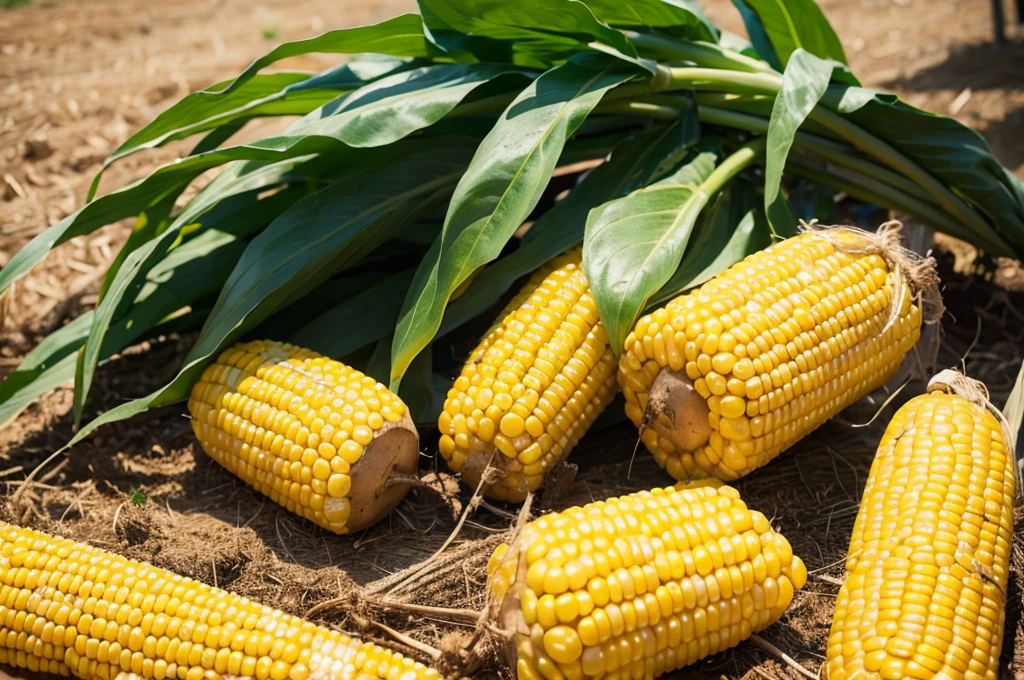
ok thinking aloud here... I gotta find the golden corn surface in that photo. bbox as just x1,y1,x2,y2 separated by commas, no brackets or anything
189,340,411,534
826,382,1016,680
488,480,807,679
0,522,437,680
619,230,923,481
439,248,618,502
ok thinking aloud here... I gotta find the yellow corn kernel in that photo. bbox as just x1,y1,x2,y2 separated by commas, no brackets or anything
488,479,807,678
826,371,1016,680
188,340,417,534
619,228,927,481
0,522,438,680
438,247,619,501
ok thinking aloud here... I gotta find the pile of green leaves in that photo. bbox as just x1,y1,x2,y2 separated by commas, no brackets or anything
3,0,1023,447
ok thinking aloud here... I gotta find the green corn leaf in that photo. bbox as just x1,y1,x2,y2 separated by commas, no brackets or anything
733,0,848,69
251,270,385,338
189,121,247,156
584,149,718,353
180,138,473,393
283,62,529,146
289,268,417,358
399,348,450,425
582,0,718,41
764,49,833,235
59,139,475,452
98,58,423,182
418,0,655,72
826,87,1024,256
437,121,698,338
217,14,433,95
649,180,771,307
73,186,302,424
0,212,265,426
390,53,643,387
729,0,782,70
2,63,521,299
99,191,181,300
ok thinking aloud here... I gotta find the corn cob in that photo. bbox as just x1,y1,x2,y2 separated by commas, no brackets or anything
0,521,437,680
487,479,807,679
188,340,419,534
438,247,618,502
618,225,936,482
826,370,1016,680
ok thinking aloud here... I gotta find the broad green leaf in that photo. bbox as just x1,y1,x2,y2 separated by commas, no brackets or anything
186,138,473,393
289,269,416,358
0,355,79,428
825,86,1024,256
582,0,717,41
733,0,847,68
650,181,771,307
189,121,247,156
286,62,529,147
252,271,385,339
73,187,301,424
98,58,422,183
215,15,433,95
99,190,180,299
584,150,718,353
0,217,258,425
730,0,782,70
764,49,832,235
2,63,515,298
61,140,475,453
418,0,656,72
399,348,450,424
439,122,699,337
390,54,642,387
0,313,93,408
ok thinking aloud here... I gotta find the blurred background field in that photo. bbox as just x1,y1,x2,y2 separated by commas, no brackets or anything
0,1,1022,678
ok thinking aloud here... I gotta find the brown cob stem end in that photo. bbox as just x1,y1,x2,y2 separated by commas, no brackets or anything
346,411,420,532
642,368,713,454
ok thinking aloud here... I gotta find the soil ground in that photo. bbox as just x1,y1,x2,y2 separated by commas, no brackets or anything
1,0,1023,678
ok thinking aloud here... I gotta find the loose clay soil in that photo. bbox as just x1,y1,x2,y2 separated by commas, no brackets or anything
1,0,1023,678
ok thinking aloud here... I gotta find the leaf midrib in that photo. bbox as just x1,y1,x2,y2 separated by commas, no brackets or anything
398,64,617,353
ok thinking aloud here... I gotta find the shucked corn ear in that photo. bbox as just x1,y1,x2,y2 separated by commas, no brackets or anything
826,370,1017,680
487,479,807,679
0,521,437,680
619,224,937,482
439,247,618,502
189,340,419,534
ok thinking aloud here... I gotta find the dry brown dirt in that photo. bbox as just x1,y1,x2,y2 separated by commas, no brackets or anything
1,1,1023,679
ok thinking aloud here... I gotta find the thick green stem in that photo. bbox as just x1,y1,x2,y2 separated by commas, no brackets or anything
593,100,682,120
625,31,774,74
700,137,767,195
786,160,994,249
696,106,933,203
658,67,1013,255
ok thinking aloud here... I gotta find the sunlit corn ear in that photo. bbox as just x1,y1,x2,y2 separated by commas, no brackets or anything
487,479,807,679
188,340,419,534
826,370,1016,680
0,522,439,679
619,226,936,482
438,247,619,502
